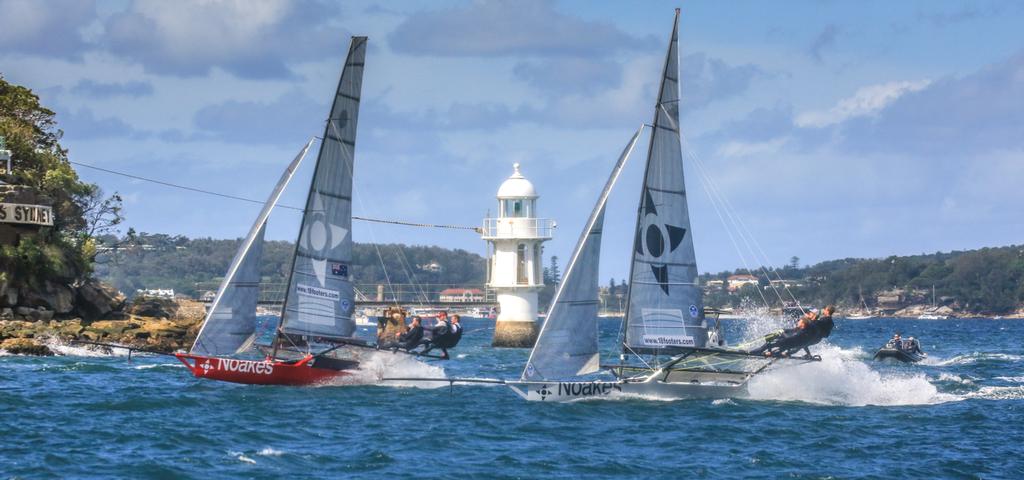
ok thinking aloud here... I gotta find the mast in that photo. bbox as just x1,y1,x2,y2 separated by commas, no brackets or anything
276,36,367,350
522,125,645,381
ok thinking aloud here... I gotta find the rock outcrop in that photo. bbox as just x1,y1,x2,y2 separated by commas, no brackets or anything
74,280,126,322
0,298,207,355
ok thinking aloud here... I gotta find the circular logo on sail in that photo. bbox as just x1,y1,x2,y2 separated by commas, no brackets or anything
635,188,687,295
340,299,352,312
689,304,699,318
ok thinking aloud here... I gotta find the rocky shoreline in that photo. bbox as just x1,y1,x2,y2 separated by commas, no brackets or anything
0,297,205,356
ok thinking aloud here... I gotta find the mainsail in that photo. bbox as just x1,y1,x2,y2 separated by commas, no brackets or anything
280,36,366,340
623,10,707,352
522,126,645,381
191,139,316,356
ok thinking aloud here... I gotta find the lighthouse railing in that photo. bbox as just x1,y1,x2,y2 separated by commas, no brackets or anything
480,218,554,240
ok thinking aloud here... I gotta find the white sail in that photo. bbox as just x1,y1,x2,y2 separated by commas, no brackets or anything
191,139,315,355
280,36,366,339
623,10,707,352
522,125,645,381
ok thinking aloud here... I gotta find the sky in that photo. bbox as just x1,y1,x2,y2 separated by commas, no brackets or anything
2,0,1023,281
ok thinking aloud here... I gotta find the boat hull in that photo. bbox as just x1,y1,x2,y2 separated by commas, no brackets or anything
175,353,354,386
506,378,746,402
872,348,926,363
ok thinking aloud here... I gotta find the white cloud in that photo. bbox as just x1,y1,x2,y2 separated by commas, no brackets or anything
795,79,931,128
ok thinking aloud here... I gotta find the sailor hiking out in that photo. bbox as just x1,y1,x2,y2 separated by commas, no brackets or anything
380,316,425,352
749,305,836,358
419,312,464,360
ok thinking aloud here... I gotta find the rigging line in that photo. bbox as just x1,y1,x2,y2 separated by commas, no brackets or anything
70,160,305,212
686,150,772,309
687,146,781,306
673,127,796,309
69,160,481,231
656,104,771,309
328,120,400,310
678,133,804,313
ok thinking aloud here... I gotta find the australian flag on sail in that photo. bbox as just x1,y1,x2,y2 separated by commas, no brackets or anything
331,263,348,277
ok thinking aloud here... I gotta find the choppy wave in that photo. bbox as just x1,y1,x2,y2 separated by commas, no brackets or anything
924,352,1024,366
964,385,1024,400
257,447,285,457
230,451,257,464
933,372,976,385
747,343,958,406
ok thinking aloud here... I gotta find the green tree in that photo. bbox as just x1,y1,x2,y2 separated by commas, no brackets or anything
0,75,124,284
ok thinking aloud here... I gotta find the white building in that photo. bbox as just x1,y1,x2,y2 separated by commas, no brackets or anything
481,163,554,347
727,274,759,292
439,288,485,303
136,288,175,299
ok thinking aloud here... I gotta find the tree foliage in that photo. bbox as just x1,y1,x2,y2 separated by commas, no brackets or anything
0,76,124,284
699,245,1024,314
94,232,488,298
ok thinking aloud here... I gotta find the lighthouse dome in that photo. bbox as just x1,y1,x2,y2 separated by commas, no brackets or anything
497,163,538,199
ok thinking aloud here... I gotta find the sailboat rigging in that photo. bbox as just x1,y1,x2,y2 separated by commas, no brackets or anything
503,9,818,402
175,36,379,385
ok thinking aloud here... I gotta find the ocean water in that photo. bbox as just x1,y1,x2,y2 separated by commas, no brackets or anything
2,317,1023,479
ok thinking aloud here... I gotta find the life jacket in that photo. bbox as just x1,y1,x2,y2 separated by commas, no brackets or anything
448,323,464,347
432,320,452,346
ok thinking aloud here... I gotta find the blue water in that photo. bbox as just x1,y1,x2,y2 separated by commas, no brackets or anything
3,317,1023,479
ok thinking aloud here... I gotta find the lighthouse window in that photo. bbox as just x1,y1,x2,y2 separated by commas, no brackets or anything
512,200,523,217
517,244,528,284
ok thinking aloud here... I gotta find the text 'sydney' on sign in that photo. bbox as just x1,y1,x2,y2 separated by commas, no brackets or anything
0,202,54,226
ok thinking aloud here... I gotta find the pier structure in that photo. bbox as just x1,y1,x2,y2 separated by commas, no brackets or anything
481,163,554,347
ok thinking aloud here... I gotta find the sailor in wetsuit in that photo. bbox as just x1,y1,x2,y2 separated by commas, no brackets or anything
387,316,425,352
750,305,836,358
419,313,464,360
419,312,451,358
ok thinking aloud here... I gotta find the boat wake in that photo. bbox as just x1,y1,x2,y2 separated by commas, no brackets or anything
323,350,448,388
747,343,958,406
923,352,1023,367
45,338,131,357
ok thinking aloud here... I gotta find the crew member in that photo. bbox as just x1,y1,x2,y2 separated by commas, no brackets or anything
395,316,425,351
448,314,464,347
420,312,452,359
751,305,836,357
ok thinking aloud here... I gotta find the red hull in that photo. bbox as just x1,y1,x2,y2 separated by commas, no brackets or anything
175,353,353,386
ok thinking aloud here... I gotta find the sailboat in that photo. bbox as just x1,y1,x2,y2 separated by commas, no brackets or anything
175,36,370,385
504,10,814,402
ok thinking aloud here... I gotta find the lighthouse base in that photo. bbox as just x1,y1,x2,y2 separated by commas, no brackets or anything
492,320,538,348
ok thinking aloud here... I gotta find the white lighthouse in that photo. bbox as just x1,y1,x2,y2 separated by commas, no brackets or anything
482,163,554,347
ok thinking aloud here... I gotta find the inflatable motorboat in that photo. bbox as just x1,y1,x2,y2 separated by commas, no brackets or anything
873,338,927,363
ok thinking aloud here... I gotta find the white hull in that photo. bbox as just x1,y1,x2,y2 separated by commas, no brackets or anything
506,375,747,402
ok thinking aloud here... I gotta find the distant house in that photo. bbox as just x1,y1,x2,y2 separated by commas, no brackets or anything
704,279,725,289
727,274,759,292
439,288,484,303
200,290,217,302
876,289,904,307
768,279,804,289
419,261,443,273
136,288,175,299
